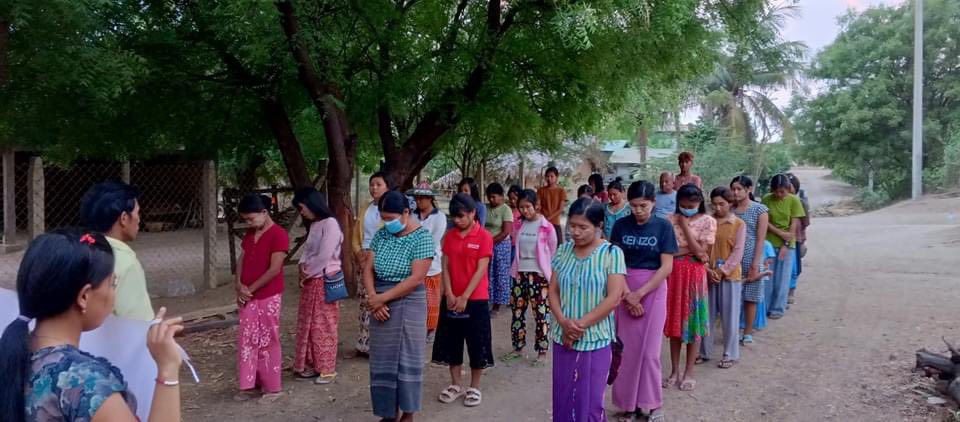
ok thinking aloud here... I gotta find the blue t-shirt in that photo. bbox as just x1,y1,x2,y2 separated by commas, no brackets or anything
762,240,776,274
609,215,679,270
654,191,677,219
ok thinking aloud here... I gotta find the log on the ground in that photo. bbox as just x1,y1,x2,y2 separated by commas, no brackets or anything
180,304,237,323
915,337,960,404
179,316,237,336
177,304,239,336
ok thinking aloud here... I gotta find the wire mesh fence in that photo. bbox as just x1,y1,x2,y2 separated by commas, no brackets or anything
0,158,228,297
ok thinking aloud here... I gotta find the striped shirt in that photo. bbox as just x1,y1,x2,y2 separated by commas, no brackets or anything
550,240,627,351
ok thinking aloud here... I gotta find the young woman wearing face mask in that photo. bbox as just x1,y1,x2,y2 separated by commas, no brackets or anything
234,194,290,404
548,197,626,422
609,181,677,422
364,190,435,422
663,184,715,392
761,174,806,320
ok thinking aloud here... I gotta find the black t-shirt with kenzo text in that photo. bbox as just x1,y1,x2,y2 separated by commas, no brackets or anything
610,215,679,270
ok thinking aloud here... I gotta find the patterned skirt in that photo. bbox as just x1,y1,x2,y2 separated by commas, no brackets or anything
664,256,709,344
488,239,513,305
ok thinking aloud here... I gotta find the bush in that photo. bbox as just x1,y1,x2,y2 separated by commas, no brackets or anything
854,188,892,211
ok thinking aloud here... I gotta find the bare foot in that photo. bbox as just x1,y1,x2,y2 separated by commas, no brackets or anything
662,373,679,389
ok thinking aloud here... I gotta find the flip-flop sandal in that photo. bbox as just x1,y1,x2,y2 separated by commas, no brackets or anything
233,390,259,402
501,351,524,362
648,408,665,422
616,412,638,422
294,369,319,380
694,357,710,365
438,385,465,404
258,392,283,404
463,388,482,407
662,374,678,389
718,360,735,369
741,335,754,345
679,379,697,391
315,373,337,385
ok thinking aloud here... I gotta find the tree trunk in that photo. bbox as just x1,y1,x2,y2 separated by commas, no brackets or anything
638,126,649,164
237,152,265,192
261,96,311,189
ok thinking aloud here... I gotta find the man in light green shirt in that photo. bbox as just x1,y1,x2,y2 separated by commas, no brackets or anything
81,181,154,321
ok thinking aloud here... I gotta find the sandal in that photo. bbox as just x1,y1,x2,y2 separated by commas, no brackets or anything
501,350,524,362
315,373,337,385
679,379,697,391
438,385,465,404
258,392,283,404
718,359,735,369
463,387,482,407
741,335,754,345
648,408,665,422
233,390,259,402
694,356,710,365
530,354,547,367
662,373,679,389
616,411,638,422
294,369,319,380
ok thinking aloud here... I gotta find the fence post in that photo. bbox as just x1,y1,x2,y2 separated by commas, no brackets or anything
202,160,218,290
2,150,15,245
27,156,44,240
121,161,131,184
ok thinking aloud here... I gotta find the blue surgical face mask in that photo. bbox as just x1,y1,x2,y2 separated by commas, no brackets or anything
679,207,699,217
384,218,405,234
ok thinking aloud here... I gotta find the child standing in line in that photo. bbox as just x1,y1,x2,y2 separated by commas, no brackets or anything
505,190,558,365
537,167,567,242
700,187,745,369
234,194,289,404
603,178,630,239
786,173,811,305
674,152,702,189
485,183,515,315
663,184,715,392
751,240,776,332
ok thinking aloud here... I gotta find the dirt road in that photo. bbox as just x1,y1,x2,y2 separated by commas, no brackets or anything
175,168,960,421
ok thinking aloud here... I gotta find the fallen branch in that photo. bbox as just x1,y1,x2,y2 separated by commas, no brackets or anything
916,342,960,405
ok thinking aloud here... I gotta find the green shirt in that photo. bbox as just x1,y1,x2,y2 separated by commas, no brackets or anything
550,241,626,351
370,227,435,288
761,193,806,248
484,203,514,238
106,237,154,321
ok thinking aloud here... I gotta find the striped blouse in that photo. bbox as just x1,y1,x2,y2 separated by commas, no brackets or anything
550,240,627,351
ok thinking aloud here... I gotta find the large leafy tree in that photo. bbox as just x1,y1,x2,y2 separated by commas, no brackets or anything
795,0,960,197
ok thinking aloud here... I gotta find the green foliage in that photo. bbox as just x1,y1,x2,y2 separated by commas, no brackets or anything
795,0,960,199
854,188,891,211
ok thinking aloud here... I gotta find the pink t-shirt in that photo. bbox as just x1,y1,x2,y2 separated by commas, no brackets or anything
669,213,717,253
299,217,343,279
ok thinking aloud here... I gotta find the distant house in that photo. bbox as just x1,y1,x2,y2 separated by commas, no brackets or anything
603,140,677,182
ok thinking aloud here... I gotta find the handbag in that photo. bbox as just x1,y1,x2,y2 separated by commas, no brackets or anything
607,335,624,385
322,270,349,303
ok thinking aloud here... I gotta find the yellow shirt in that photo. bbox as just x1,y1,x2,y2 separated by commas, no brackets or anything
107,237,154,321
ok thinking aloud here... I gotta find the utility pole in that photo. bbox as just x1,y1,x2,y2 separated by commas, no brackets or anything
912,0,924,200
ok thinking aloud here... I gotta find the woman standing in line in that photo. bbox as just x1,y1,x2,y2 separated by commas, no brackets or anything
548,197,626,422
589,174,608,203
663,185,715,392
409,183,447,343
364,191,435,422
292,188,344,385
485,183,514,316
458,178,487,227
609,181,677,422
786,173,811,305
730,175,769,344
433,194,495,408
504,189,558,365
761,174,805,320
603,178,631,239
699,187,746,369
352,172,392,358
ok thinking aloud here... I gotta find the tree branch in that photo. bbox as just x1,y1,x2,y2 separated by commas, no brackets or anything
276,0,334,107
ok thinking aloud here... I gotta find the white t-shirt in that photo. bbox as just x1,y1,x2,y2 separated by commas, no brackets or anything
518,220,541,274
415,208,447,277
361,202,381,250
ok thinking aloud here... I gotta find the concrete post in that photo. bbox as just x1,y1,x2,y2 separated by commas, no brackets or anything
202,160,218,289
27,156,44,240
2,150,15,245
121,161,131,184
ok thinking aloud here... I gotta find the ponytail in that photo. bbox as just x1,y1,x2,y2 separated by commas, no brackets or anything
0,318,31,421
0,230,114,421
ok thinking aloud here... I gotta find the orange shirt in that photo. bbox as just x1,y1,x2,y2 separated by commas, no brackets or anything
537,185,567,225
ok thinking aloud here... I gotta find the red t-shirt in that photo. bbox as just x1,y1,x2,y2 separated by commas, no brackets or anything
240,224,289,299
442,223,493,301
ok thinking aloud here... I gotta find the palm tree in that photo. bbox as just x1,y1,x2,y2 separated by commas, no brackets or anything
697,2,807,175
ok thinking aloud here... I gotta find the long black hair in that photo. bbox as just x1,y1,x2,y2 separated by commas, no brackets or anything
730,175,756,201
675,183,707,215
458,178,482,203
568,197,605,228
627,180,657,201
0,229,115,421
588,174,604,194
292,187,334,222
